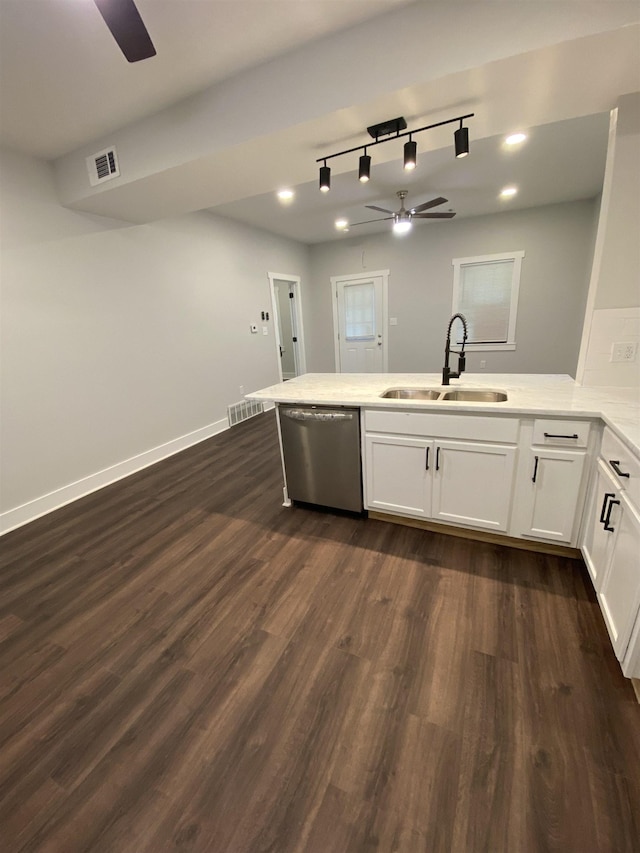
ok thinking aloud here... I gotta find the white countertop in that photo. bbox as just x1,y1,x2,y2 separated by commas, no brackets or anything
248,373,640,456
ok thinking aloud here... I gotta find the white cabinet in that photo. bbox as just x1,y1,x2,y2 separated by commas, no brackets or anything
511,418,591,545
582,435,640,678
599,493,640,663
365,434,432,517
517,448,586,543
583,460,619,589
430,440,516,531
364,411,517,533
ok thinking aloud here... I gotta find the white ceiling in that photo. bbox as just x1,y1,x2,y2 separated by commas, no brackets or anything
0,1,638,243
0,0,411,159
210,112,611,243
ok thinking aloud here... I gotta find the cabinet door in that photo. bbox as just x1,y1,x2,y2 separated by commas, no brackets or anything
519,449,586,543
365,434,432,517
582,460,619,589
431,440,516,532
599,495,640,660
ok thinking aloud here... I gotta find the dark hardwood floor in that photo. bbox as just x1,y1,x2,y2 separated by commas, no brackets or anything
1,411,639,852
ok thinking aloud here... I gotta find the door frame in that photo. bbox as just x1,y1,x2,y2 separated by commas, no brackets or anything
331,269,389,373
268,272,307,382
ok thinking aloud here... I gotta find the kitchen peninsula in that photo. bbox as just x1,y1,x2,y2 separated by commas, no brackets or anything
249,373,640,681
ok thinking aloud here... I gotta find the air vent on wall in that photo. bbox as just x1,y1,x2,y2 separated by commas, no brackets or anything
86,147,120,187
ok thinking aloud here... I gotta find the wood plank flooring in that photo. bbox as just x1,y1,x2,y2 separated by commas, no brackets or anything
1,411,639,852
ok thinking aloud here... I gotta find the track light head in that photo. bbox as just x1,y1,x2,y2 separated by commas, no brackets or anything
319,163,331,192
359,152,371,183
404,138,417,171
454,125,469,158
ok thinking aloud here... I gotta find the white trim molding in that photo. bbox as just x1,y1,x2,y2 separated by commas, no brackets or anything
267,272,307,381
0,417,229,535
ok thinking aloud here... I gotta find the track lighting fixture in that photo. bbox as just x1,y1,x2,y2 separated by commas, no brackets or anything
454,121,469,158
403,137,417,171
316,112,473,191
358,151,371,182
319,161,331,193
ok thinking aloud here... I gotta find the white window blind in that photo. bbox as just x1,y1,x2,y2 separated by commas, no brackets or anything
458,259,513,343
452,251,524,349
344,281,375,340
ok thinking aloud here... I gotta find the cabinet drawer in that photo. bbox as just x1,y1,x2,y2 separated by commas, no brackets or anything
601,427,640,510
532,418,590,448
364,410,519,443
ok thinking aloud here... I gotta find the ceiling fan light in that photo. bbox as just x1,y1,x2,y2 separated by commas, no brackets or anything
393,218,412,235
454,126,469,158
319,164,331,192
403,139,417,171
358,153,371,182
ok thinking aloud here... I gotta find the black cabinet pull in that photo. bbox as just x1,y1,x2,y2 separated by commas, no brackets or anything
425,447,430,471
603,497,620,533
532,455,539,483
609,460,630,478
436,447,440,471
600,492,615,524
544,432,579,440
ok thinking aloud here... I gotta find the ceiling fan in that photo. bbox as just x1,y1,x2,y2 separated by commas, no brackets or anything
350,191,456,234
94,0,156,63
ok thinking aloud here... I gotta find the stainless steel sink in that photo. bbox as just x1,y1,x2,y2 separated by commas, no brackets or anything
441,389,508,402
380,388,442,400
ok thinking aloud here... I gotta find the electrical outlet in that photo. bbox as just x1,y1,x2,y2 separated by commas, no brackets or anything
480,359,487,369
262,326,268,336
611,341,638,363
239,385,244,395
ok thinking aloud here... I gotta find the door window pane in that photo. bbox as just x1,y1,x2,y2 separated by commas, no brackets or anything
345,281,375,340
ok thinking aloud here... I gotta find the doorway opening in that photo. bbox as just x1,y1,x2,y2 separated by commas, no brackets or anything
331,270,389,372
268,273,306,382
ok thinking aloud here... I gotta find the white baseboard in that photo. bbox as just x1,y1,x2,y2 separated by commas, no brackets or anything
0,417,229,536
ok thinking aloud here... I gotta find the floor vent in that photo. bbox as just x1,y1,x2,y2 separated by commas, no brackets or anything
86,146,120,186
228,399,264,426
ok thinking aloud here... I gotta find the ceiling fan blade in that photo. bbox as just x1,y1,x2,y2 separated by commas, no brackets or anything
350,217,394,226
413,212,457,219
411,196,448,214
94,0,157,62
365,205,395,215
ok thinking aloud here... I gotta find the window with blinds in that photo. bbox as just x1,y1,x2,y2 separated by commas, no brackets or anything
451,251,524,349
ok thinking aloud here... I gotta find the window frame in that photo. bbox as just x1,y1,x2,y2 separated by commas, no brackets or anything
451,250,525,351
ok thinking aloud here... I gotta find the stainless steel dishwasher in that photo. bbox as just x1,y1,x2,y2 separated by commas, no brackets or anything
278,404,363,512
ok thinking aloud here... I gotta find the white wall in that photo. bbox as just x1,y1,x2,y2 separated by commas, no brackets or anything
0,147,309,526
306,199,596,376
578,93,640,387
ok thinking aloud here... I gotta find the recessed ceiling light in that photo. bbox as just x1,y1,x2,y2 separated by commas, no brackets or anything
500,186,518,198
335,218,349,230
505,132,527,146
277,189,294,201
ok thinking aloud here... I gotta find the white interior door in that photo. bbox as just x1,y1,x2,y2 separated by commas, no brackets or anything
332,271,388,373
268,273,306,382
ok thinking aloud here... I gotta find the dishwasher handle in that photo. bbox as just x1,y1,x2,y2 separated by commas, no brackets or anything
282,408,354,422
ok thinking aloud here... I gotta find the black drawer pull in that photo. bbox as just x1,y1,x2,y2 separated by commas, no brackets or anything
609,460,630,478
544,432,579,440
600,492,615,524
425,447,430,471
532,455,539,483
436,446,440,471
603,497,620,533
